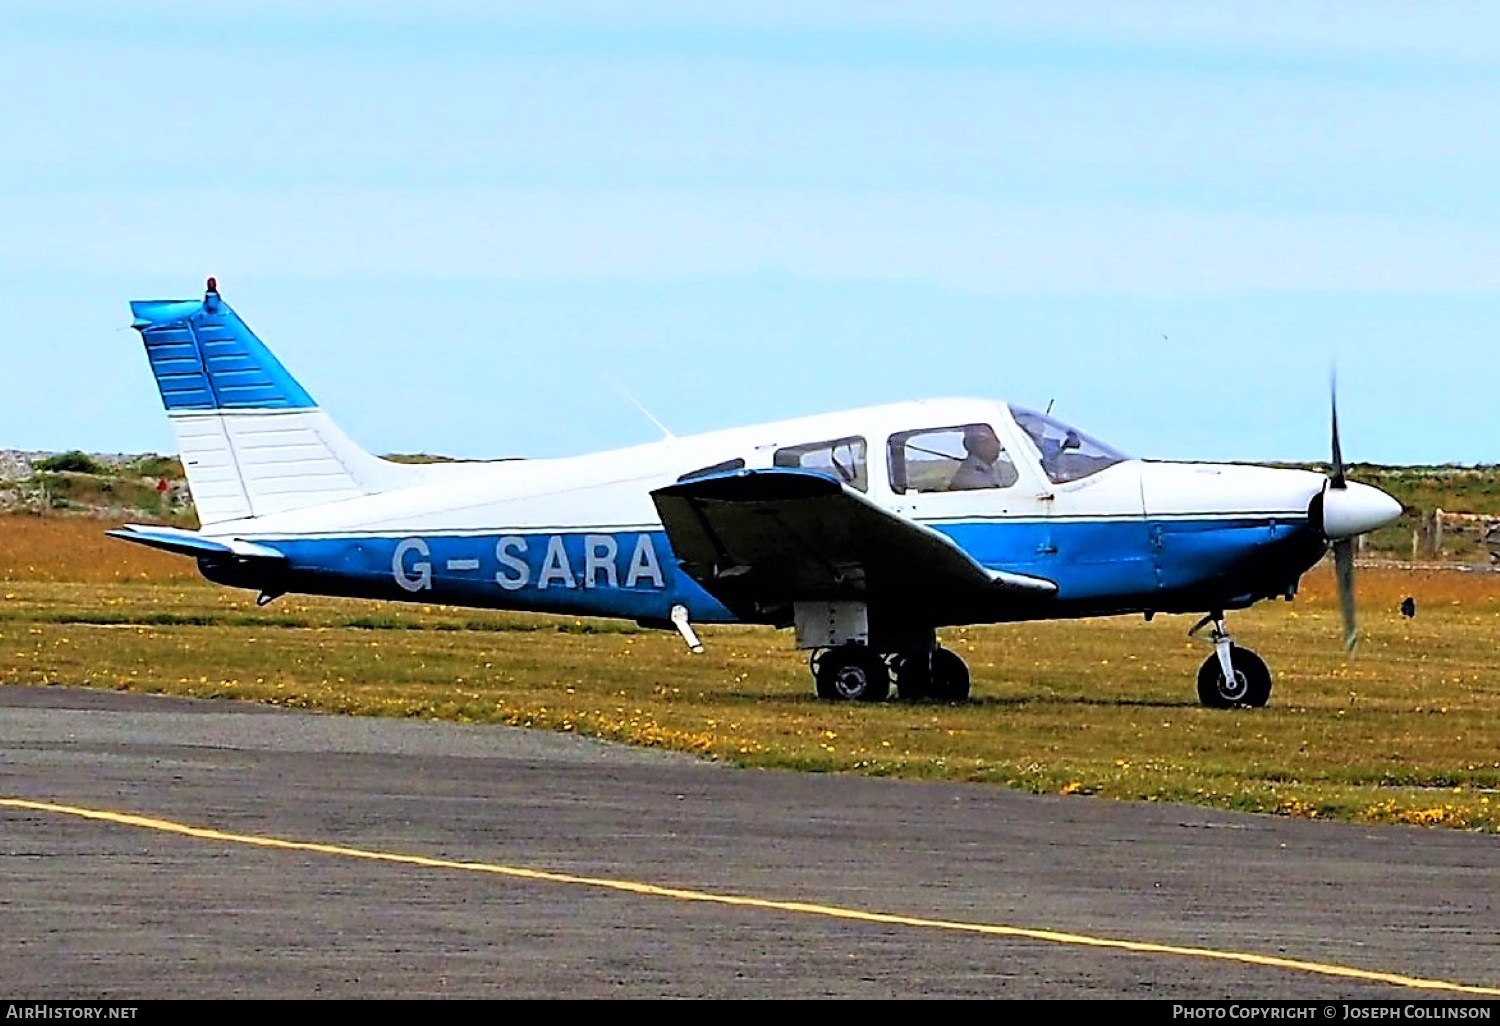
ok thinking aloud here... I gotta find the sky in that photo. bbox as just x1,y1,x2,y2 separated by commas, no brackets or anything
2,0,1499,465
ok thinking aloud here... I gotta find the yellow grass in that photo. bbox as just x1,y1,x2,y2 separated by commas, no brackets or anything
2,513,1497,831
0,513,198,583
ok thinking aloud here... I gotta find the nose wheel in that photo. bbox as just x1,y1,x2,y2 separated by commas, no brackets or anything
1196,644,1272,708
1190,613,1273,708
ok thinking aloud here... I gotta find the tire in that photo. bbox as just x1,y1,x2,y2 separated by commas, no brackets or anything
930,647,971,702
1196,646,1272,709
808,649,827,679
891,653,931,701
814,647,890,702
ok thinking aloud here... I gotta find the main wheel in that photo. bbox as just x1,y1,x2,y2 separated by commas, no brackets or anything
930,647,971,701
1196,645,1272,709
890,652,932,701
808,648,828,678
814,646,890,702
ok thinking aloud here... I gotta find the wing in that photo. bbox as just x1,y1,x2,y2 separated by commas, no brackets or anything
650,468,1055,624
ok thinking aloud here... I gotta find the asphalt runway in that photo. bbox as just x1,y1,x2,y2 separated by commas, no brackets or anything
1,685,1497,1000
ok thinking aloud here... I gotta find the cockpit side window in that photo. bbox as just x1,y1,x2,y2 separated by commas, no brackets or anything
1011,407,1128,484
887,423,1018,494
773,435,868,492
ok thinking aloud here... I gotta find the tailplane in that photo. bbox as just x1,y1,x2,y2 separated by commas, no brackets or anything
130,279,417,525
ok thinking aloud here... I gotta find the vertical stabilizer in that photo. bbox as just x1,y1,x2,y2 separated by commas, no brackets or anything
130,279,416,525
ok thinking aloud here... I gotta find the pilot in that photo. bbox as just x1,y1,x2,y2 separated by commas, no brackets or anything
950,425,1010,490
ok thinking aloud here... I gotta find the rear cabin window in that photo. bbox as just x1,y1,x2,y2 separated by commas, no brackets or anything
887,423,1018,494
773,436,868,492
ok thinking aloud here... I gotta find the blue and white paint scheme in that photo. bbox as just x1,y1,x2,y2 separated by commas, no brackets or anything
111,280,1402,708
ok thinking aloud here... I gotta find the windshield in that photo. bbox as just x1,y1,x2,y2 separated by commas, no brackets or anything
1010,406,1129,484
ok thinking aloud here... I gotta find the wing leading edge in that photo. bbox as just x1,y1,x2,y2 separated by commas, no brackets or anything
649,468,1055,624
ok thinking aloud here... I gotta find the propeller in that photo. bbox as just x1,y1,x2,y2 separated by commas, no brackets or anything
1329,374,1346,490
1328,377,1358,652
1316,375,1402,652
1302,378,1400,653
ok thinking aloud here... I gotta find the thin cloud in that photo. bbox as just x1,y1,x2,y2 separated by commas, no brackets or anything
5,188,1500,295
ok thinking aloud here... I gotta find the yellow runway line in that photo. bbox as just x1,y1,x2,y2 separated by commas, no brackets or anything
5,796,1497,996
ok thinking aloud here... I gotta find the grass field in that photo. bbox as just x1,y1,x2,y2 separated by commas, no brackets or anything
1,513,1497,832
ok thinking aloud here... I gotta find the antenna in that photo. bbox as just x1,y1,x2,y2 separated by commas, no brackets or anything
1044,398,1055,416
611,380,675,441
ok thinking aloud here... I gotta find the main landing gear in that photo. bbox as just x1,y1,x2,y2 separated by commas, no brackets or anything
1189,612,1272,709
809,645,970,702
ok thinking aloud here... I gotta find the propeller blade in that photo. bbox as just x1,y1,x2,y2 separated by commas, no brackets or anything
1333,537,1357,652
1329,373,1346,489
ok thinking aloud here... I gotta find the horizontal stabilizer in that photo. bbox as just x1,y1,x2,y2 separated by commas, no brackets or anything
106,525,287,562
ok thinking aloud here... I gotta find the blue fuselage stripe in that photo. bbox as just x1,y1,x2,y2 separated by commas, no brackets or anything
198,514,1325,625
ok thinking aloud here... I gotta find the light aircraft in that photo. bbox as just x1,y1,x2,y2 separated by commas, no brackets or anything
110,280,1403,708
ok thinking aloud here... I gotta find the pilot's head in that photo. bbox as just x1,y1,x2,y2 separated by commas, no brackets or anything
963,425,1002,463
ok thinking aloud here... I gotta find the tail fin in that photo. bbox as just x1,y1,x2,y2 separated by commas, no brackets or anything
130,279,416,525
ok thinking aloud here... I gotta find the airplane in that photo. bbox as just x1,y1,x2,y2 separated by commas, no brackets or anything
109,279,1404,708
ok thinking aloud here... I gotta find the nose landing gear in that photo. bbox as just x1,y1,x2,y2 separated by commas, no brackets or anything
1190,612,1272,709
